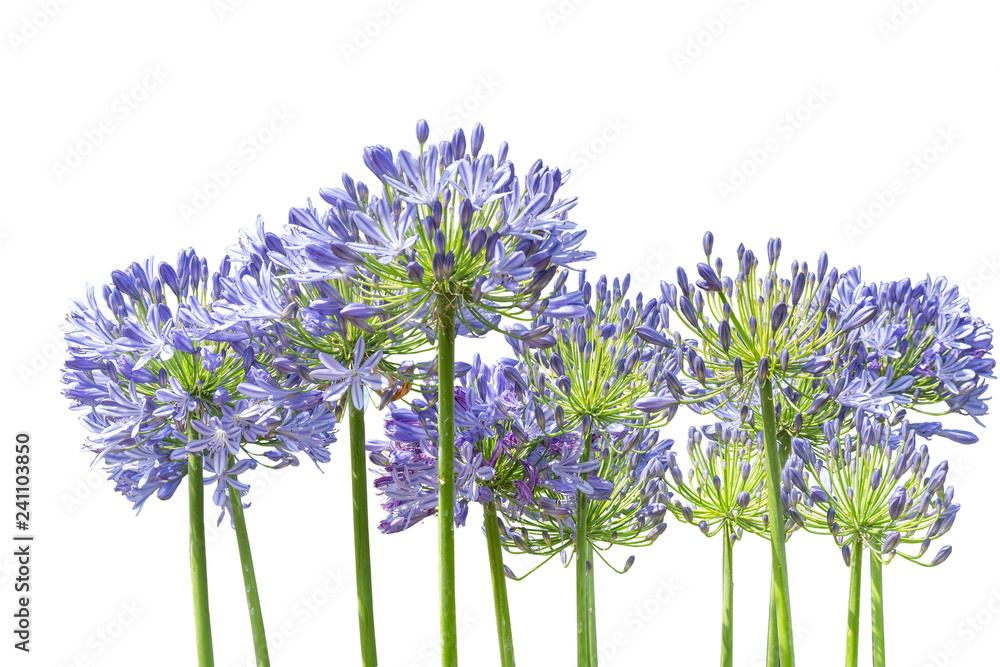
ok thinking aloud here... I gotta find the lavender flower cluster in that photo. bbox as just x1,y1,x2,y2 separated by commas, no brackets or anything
63,250,337,522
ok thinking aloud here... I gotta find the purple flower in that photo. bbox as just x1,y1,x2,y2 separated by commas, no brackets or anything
312,337,389,409
276,120,594,341
63,250,337,519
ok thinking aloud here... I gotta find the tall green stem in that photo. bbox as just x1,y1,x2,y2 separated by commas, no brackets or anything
228,483,269,666
576,420,595,666
870,552,885,667
484,502,516,666
766,587,779,667
437,295,458,667
767,432,791,667
759,379,795,667
721,534,734,667
188,452,215,666
349,405,378,666
845,537,863,667
586,550,597,662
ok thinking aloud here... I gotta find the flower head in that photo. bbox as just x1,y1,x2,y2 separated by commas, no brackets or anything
369,357,583,534
507,272,677,428
63,250,336,520
665,424,798,545
647,234,861,419
280,120,594,338
793,415,957,568
217,210,429,415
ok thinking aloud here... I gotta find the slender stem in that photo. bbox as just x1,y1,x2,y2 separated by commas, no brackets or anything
845,537,863,667
766,585,779,667
228,483,269,666
721,534,734,667
576,421,593,666
767,433,791,667
586,547,597,665
870,552,885,667
575,486,591,664
484,502,516,667
437,295,458,667
188,452,215,666
349,405,378,666
759,379,795,667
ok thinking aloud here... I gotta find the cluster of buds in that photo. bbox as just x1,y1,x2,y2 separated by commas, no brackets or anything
666,424,778,545
793,415,958,567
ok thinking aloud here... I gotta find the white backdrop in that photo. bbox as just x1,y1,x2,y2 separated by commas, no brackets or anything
2,1,999,665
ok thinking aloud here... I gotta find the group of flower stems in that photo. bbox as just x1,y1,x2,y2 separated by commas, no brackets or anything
63,120,990,667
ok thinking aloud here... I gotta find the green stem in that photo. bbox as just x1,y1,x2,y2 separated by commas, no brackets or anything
586,547,597,665
767,433,791,667
870,552,885,667
767,586,779,667
228,483,269,666
437,295,458,667
349,405,378,666
484,502,516,667
721,534,734,667
846,537,863,667
188,453,215,666
759,379,795,667
576,421,593,666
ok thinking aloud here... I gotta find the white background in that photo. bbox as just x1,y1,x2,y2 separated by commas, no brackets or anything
2,1,999,665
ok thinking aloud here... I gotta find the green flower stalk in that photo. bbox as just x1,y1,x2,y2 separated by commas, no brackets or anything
792,417,958,667
229,479,268,666
664,424,778,667
188,450,215,666
505,273,676,665
484,501,516,666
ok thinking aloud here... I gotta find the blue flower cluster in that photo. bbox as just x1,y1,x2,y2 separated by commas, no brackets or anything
63,250,337,521
280,121,594,337
370,356,596,534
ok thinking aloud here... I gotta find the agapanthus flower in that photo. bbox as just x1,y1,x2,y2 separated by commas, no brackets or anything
62,249,337,520
666,424,787,542
791,413,958,667
250,121,593,344
827,269,993,431
745,267,995,453
646,234,871,415
506,271,677,429
64,249,339,666
503,272,680,665
369,356,590,534
282,119,596,665
664,422,805,667
794,415,957,568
